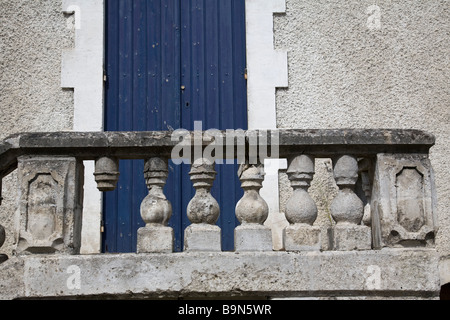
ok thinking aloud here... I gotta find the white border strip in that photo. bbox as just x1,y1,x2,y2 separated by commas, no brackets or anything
62,0,104,254
246,0,288,129
245,0,289,250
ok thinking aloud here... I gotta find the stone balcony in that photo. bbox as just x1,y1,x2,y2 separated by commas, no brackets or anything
0,129,441,299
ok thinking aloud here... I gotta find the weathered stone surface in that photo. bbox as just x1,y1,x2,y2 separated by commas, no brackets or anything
140,158,172,226
187,159,220,225
284,224,321,251
0,257,25,300
0,130,436,178
285,188,318,224
184,159,221,252
137,226,173,254
332,224,372,251
331,155,363,224
94,157,119,191
140,196,172,227
137,158,173,253
184,224,221,252
285,155,317,225
235,164,269,224
329,155,371,251
276,129,435,158
371,154,437,248
440,256,450,287
283,155,321,251
331,190,364,225
234,164,272,252
235,224,273,252
15,156,84,255
0,249,439,299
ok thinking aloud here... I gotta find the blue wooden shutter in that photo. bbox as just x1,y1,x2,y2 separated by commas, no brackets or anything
104,0,247,252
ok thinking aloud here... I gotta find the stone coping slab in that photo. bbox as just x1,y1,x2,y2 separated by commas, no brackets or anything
0,249,440,299
0,129,435,177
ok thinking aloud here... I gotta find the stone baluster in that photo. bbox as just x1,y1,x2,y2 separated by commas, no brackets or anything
184,158,221,252
234,164,272,251
94,157,120,192
330,155,372,250
283,155,321,251
137,157,174,253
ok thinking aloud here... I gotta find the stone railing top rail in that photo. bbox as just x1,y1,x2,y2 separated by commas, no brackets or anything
0,129,435,177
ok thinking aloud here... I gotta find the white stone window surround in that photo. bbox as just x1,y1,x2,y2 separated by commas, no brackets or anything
61,0,289,253
62,0,104,254
246,0,289,250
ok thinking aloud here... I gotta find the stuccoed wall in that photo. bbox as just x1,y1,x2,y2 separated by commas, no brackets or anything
0,0,74,255
275,0,449,260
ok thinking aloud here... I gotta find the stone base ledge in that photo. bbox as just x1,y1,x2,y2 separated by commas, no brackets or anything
0,249,440,299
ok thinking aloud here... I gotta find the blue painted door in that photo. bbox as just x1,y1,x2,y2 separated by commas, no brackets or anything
104,0,247,252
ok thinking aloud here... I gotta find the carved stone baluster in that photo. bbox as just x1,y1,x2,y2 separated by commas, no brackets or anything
184,158,221,252
283,155,321,251
137,158,174,253
94,157,120,191
234,164,272,252
330,155,372,251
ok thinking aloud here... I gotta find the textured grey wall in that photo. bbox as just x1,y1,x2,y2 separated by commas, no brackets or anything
0,0,74,254
275,0,449,258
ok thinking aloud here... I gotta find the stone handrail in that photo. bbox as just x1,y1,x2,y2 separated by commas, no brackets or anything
0,129,435,166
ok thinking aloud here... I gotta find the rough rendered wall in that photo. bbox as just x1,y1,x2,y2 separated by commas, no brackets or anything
275,0,449,258
0,0,74,254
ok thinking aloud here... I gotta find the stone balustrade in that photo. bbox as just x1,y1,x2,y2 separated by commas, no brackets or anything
0,129,441,299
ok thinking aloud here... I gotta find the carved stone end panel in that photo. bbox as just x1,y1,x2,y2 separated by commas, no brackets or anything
16,156,84,255
371,154,437,248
